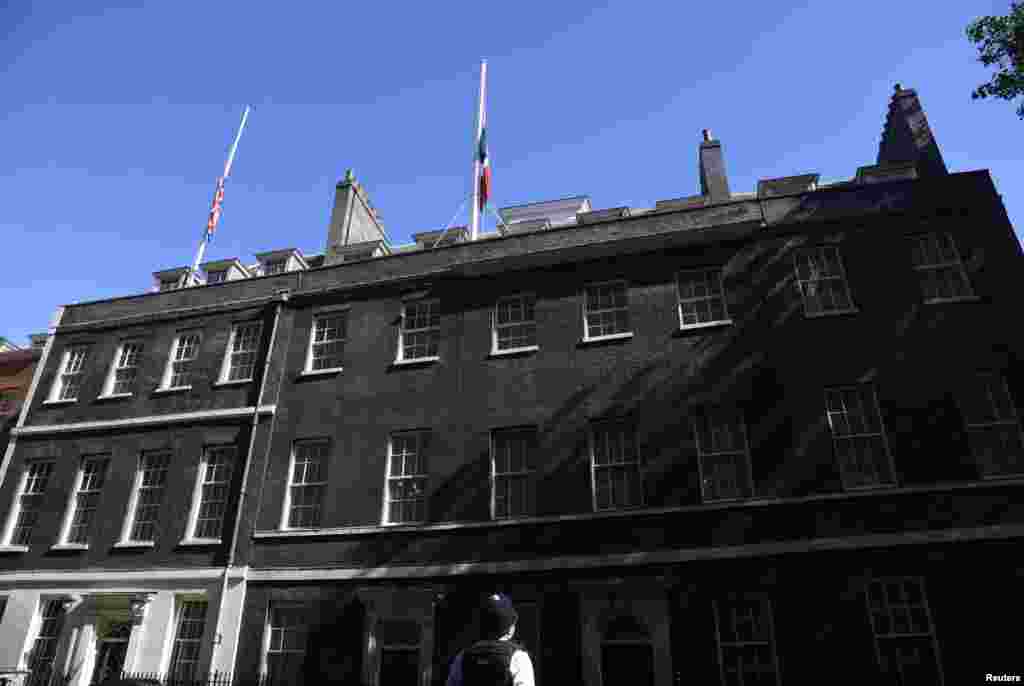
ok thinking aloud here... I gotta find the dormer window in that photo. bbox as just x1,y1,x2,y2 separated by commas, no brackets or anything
200,258,251,284
153,267,191,292
254,249,308,277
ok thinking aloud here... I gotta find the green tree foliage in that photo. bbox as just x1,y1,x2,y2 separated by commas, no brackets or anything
967,3,1024,118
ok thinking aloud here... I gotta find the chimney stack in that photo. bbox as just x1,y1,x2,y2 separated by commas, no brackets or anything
699,130,731,203
877,84,947,178
324,169,390,266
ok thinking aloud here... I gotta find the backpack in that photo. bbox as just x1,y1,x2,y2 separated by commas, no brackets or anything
460,639,520,686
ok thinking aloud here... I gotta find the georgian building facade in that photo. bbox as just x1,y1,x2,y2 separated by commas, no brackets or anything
1,85,1023,686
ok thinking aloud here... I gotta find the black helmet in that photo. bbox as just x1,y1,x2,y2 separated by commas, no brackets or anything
480,592,518,639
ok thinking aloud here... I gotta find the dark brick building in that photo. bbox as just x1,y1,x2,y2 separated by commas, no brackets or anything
1,85,1022,686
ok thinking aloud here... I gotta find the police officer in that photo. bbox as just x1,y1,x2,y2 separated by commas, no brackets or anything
446,593,535,686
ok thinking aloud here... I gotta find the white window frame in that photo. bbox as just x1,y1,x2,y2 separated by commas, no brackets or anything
218,321,263,384
909,232,974,303
304,309,348,374
588,422,644,512
48,345,89,402
490,426,537,520
491,294,539,355
865,577,944,685
793,245,857,317
167,598,209,681
281,440,329,530
160,332,202,390
261,602,311,681
183,445,236,543
382,431,429,525
677,268,732,330
2,460,54,547
57,455,110,547
119,450,171,546
825,385,896,490
582,280,633,342
26,598,67,682
693,408,754,502
396,299,441,363
712,596,781,686
101,340,144,397
959,372,1024,478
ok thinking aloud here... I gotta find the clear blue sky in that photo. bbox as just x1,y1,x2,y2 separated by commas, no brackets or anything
2,1,1021,344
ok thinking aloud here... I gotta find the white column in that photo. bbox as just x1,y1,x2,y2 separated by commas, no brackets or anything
57,597,94,686
132,592,176,675
123,594,156,674
208,572,247,677
0,590,40,673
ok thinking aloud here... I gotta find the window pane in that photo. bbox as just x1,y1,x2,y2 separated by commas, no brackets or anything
12,462,53,545
169,601,207,681
795,247,853,314
130,451,170,542
27,599,66,684
194,447,235,539
311,314,347,370
585,284,630,338
228,322,262,381
67,457,109,544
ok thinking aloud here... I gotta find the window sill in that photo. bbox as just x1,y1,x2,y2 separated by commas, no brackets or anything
42,398,77,406
96,393,133,401
841,481,898,492
979,471,1024,481
298,368,343,378
178,538,221,547
677,319,733,333
579,332,634,346
50,543,88,551
213,378,253,387
923,295,982,305
391,356,440,367
153,386,192,395
0,545,29,553
112,540,156,549
488,345,540,358
803,308,860,319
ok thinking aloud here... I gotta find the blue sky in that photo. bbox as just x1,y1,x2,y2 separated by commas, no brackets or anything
2,0,1021,344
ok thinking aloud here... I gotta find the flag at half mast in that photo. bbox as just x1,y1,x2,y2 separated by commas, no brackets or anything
205,177,226,240
478,121,490,210
470,60,489,241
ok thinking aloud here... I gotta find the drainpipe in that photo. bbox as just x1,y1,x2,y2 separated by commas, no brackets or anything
210,288,289,679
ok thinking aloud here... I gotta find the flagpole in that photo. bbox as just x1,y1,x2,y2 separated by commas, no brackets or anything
470,60,487,241
186,106,251,286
